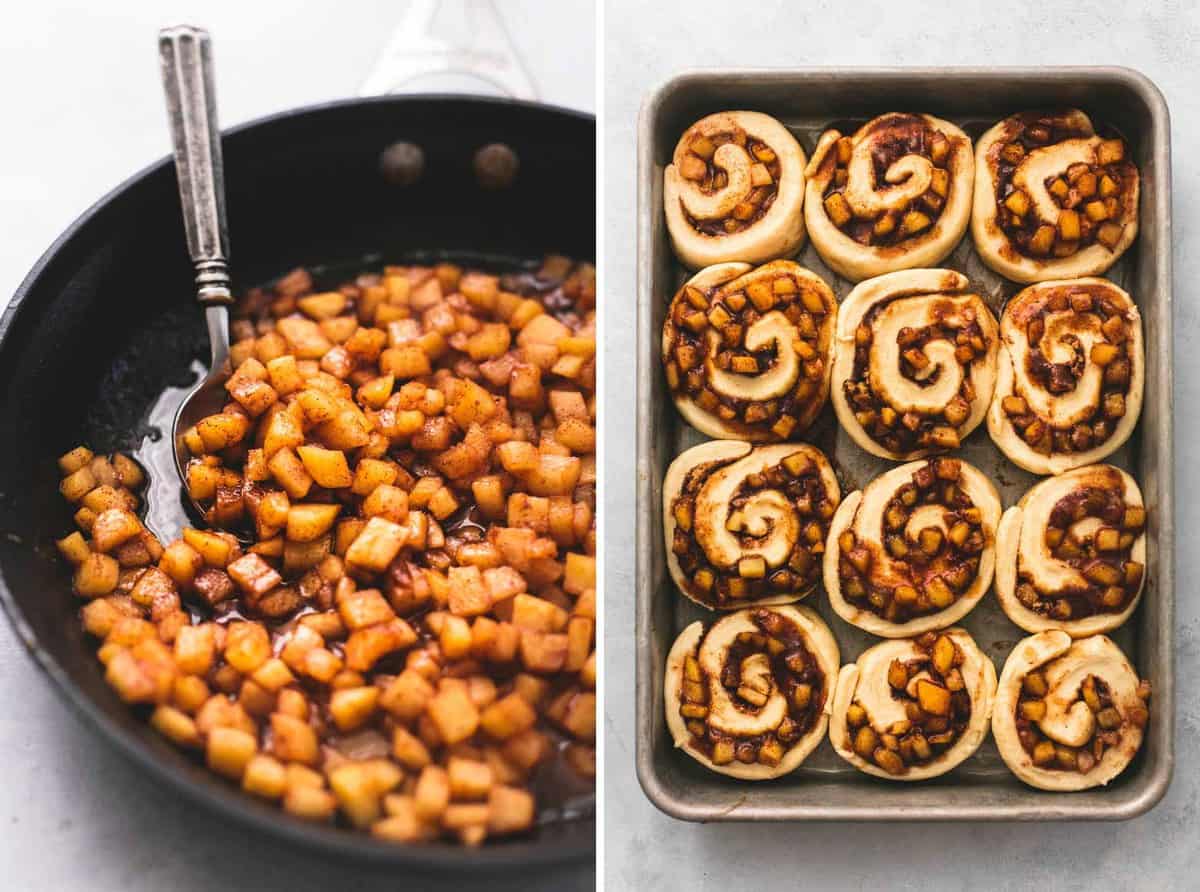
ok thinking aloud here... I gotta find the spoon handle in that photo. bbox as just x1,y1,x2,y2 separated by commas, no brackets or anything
159,25,233,307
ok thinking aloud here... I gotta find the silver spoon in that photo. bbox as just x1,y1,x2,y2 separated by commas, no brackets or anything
158,25,233,517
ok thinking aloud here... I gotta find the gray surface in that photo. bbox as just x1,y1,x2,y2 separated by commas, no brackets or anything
635,70,1172,822
604,1,1198,889
0,2,593,890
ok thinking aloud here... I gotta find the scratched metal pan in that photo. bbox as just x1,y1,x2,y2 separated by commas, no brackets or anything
635,68,1173,821
0,98,593,878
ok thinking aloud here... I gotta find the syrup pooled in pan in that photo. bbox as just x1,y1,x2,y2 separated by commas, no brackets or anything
59,251,596,842
136,363,210,544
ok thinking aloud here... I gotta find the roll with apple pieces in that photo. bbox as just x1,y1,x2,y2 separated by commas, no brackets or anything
829,628,996,780
995,464,1146,636
805,113,974,282
831,268,999,461
664,110,808,269
824,457,1001,637
662,260,837,441
972,109,1139,283
665,606,839,779
665,441,840,611
987,277,1143,475
993,631,1150,791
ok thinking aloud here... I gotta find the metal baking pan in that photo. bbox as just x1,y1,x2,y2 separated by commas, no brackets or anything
634,67,1173,821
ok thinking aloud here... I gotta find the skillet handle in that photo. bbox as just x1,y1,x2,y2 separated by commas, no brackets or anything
359,0,537,100
158,25,233,307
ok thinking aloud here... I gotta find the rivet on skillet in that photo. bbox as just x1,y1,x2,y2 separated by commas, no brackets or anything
379,140,425,186
474,142,519,189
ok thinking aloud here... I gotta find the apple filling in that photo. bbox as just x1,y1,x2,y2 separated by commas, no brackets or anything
676,128,783,236
844,631,973,775
817,114,954,248
991,112,1136,259
678,609,827,768
670,446,838,609
1015,671,1149,774
1015,481,1146,621
842,298,993,455
1000,283,1138,456
663,261,836,440
836,459,987,623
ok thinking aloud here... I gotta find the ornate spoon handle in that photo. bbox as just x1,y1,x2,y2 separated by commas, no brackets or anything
159,24,232,308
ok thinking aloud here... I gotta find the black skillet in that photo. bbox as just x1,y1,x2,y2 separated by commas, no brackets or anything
0,35,595,878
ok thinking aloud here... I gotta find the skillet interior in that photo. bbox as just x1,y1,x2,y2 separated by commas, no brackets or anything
0,95,595,870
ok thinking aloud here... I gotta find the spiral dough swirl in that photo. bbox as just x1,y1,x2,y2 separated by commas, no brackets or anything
972,109,1140,283
665,441,840,610
993,631,1150,791
804,113,974,282
664,111,808,269
665,606,840,779
829,628,996,780
987,278,1144,475
996,464,1146,637
832,269,999,460
824,457,1001,637
663,260,837,441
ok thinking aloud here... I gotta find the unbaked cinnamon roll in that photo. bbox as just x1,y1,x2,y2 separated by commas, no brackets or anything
996,465,1146,636
665,605,839,779
665,441,840,610
664,111,808,269
662,260,837,441
824,457,1001,637
831,269,999,460
988,278,1144,475
804,114,974,282
973,109,1139,283
993,631,1150,791
829,628,995,780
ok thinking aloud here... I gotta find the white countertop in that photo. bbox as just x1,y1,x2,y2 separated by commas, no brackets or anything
601,1,1199,889
0,2,593,889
